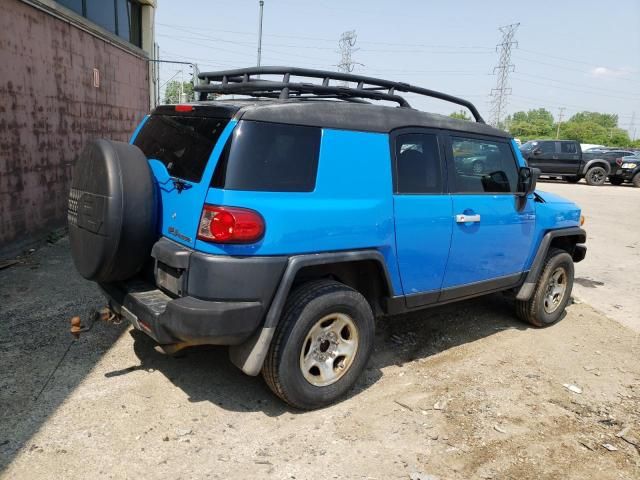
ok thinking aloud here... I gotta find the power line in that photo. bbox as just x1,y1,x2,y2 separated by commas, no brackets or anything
489,23,519,127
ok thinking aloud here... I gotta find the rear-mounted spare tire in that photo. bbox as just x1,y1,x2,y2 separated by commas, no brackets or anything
68,139,157,282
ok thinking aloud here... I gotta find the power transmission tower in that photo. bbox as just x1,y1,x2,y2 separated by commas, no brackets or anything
337,30,361,85
556,107,565,139
489,23,519,128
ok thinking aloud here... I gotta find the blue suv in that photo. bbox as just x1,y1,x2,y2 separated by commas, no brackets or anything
68,67,587,409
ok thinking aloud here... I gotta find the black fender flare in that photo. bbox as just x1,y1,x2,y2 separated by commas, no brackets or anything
516,227,587,301
229,250,394,376
582,159,611,175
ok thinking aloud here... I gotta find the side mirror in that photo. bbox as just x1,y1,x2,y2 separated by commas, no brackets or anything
532,148,542,155
517,166,539,196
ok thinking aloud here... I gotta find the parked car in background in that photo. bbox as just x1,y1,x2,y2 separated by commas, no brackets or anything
520,140,632,186
616,152,640,187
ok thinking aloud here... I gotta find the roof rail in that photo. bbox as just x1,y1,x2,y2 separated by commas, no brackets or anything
195,66,485,123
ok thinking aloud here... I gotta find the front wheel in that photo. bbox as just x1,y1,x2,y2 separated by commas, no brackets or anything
516,248,574,327
632,173,640,188
262,280,375,410
585,166,607,186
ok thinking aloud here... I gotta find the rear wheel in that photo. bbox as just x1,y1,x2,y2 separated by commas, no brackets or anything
633,173,640,188
472,161,484,174
262,280,375,410
609,177,624,186
516,248,574,327
585,166,607,186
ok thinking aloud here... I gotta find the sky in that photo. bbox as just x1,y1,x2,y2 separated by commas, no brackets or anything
154,0,640,137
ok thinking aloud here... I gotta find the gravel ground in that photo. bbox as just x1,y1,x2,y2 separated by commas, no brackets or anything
1,235,639,480
538,180,640,333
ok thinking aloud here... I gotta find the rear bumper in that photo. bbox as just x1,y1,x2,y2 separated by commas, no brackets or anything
100,281,265,345
100,237,288,346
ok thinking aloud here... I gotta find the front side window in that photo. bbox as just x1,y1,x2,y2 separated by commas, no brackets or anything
450,137,519,193
212,121,321,192
134,115,229,183
394,133,443,194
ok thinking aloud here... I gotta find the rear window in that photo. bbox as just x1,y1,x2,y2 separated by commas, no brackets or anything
134,115,229,183
212,121,321,192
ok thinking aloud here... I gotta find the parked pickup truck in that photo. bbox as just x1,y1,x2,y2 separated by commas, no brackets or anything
520,140,633,186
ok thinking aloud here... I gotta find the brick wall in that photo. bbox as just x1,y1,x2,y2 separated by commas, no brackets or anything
0,0,149,256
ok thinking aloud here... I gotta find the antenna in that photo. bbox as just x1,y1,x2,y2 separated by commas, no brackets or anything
489,23,519,128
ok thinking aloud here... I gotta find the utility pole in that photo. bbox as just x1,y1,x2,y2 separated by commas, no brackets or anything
556,107,565,139
257,1,264,69
630,111,636,141
489,23,519,128
337,30,361,85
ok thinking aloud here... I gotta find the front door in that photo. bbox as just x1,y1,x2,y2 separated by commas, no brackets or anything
391,130,452,307
528,141,558,174
442,135,535,298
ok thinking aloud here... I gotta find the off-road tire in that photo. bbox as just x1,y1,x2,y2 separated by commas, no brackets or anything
609,177,624,186
565,176,580,183
262,279,375,410
632,173,640,188
516,248,574,328
585,166,607,186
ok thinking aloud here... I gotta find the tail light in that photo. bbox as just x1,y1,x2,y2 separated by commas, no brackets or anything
197,205,265,243
616,158,623,166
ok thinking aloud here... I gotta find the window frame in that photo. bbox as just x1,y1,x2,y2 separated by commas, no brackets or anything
442,131,521,196
389,127,448,195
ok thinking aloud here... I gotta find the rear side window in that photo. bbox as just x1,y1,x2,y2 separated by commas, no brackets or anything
212,121,321,192
561,142,578,154
134,115,229,183
450,137,519,193
394,133,443,194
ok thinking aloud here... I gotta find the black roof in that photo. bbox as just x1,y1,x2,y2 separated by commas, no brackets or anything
155,99,510,138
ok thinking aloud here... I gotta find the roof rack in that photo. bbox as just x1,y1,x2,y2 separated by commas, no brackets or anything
195,66,485,123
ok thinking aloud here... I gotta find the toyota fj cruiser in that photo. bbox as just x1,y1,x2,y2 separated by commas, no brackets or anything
68,67,587,409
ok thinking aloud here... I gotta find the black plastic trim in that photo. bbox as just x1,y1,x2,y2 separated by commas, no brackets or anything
516,227,587,301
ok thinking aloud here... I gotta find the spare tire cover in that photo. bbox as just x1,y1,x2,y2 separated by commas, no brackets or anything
68,139,157,282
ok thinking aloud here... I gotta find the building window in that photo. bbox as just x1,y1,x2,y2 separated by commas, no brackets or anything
55,0,143,48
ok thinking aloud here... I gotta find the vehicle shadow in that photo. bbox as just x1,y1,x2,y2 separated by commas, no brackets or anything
0,239,126,472
118,292,531,415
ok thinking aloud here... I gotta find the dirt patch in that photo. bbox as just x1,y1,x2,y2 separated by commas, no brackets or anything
1,240,639,479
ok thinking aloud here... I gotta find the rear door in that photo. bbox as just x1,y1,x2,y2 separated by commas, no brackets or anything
442,134,535,296
132,111,233,247
391,129,453,307
557,141,581,174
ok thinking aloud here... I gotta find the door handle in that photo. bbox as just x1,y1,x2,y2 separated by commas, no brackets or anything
456,214,481,223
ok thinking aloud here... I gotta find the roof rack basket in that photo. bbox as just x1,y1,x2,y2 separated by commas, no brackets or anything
195,66,485,123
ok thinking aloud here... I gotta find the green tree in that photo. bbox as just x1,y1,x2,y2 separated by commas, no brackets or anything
164,81,194,104
505,108,555,140
449,110,471,121
568,111,618,129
